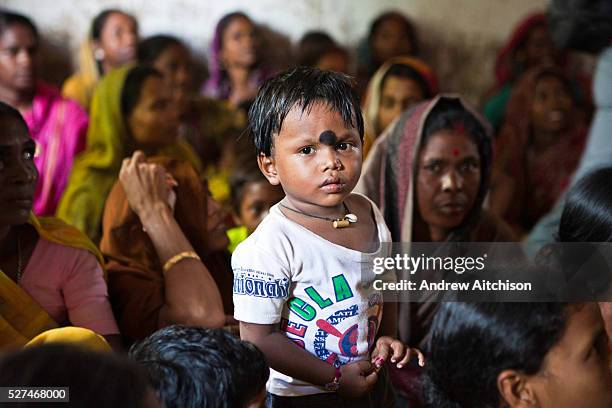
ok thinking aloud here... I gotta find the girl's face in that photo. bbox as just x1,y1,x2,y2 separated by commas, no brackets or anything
531,75,573,135
0,24,38,92
416,129,481,236
371,17,413,64
377,75,425,134
220,16,257,69
518,303,612,408
238,180,285,234
97,12,138,70
127,76,179,147
152,44,193,114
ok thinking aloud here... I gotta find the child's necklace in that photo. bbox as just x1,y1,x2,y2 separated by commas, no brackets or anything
279,202,358,229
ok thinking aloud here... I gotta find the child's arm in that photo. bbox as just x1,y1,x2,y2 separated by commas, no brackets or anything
241,322,378,398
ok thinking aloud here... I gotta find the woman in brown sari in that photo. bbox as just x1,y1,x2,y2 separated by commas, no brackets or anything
100,151,231,345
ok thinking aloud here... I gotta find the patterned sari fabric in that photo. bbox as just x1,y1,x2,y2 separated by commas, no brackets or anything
0,213,105,349
23,83,89,216
56,65,202,242
491,66,588,234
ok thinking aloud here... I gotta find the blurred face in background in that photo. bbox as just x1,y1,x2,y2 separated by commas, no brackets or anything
531,74,573,136
127,75,179,148
220,16,258,69
152,43,193,116
377,75,425,134
520,25,556,69
0,23,38,94
371,15,414,65
96,12,138,71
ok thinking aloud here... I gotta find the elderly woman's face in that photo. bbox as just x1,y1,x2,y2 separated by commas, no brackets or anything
0,117,37,226
128,76,179,147
416,129,481,234
510,303,612,408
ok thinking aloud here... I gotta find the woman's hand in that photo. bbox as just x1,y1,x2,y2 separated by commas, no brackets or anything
119,151,175,217
370,336,425,370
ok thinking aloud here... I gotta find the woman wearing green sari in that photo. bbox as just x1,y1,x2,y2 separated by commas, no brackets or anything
57,65,201,242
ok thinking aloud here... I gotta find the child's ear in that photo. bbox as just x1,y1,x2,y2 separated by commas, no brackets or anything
257,153,280,185
497,370,539,408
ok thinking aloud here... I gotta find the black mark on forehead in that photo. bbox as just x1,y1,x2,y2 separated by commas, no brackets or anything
319,130,337,146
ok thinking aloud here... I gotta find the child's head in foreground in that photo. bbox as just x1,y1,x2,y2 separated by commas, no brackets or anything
129,325,269,408
423,302,612,408
249,67,364,209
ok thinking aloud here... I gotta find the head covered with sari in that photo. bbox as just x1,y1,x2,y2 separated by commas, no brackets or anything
362,56,438,155
493,65,587,231
100,157,233,344
357,95,496,243
57,65,201,241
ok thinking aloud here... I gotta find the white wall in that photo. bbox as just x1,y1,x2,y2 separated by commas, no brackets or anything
1,0,549,103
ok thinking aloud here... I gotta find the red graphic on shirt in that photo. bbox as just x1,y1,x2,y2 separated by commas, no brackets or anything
316,319,359,357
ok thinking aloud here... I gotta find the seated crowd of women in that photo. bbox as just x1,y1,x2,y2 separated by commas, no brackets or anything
0,5,610,408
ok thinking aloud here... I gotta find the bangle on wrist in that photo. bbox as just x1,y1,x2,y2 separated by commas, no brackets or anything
163,251,200,273
324,365,342,392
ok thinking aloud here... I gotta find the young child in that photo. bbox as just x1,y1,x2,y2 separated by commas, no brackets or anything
227,165,285,252
232,67,424,406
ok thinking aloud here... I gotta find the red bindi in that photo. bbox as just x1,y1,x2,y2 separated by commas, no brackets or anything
453,148,460,157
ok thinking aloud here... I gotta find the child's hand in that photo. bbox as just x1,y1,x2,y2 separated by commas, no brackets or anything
337,360,378,399
371,336,425,369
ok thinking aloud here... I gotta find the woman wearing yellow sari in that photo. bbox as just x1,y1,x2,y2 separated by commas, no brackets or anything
57,65,202,242
0,102,120,350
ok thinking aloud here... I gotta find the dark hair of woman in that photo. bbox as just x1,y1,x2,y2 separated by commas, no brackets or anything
423,302,568,407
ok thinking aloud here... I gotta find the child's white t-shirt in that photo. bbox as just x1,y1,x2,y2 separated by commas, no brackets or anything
232,194,393,397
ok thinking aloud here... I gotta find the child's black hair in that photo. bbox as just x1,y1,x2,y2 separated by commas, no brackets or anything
248,66,364,157
130,325,269,408
423,302,569,407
